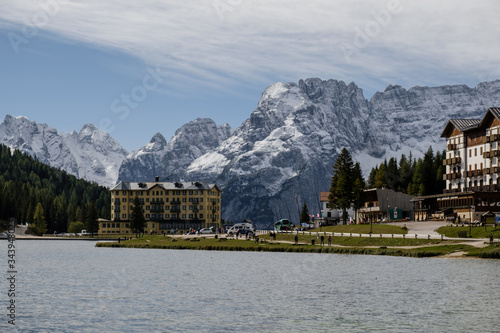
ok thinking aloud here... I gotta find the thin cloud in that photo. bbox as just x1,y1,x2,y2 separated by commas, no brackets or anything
1,0,499,97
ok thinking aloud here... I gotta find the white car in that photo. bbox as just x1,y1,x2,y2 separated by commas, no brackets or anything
197,228,213,234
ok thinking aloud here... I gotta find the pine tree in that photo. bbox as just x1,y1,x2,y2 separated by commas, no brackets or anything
85,202,99,236
398,154,412,192
373,162,388,188
130,196,145,237
386,157,399,190
329,148,355,225
300,202,310,223
367,166,378,188
33,202,47,235
352,162,365,223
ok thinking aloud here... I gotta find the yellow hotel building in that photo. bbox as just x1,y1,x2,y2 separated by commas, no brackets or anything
100,178,222,235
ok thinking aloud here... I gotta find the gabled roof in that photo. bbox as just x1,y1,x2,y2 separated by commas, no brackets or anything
441,107,500,138
441,119,481,137
479,107,500,128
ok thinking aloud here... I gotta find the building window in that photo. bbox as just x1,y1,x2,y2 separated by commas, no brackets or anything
122,198,126,202
182,214,186,219
146,214,150,218
199,214,203,218
182,206,186,210
189,214,193,218
123,191,127,195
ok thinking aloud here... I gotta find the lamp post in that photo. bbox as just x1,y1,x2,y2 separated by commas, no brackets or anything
469,204,474,238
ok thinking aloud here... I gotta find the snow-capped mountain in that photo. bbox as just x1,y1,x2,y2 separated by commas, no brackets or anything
4,78,500,226
0,115,128,187
117,118,232,182
118,78,500,226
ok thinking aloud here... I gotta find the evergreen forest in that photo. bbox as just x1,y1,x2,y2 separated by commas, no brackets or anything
366,147,445,196
0,144,110,233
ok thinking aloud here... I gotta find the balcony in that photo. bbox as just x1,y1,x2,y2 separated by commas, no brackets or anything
150,199,164,205
170,207,181,213
170,199,181,205
447,143,457,150
444,157,462,165
114,207,121,212
150,207,164,212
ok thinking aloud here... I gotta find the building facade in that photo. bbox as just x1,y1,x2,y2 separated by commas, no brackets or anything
420,107,500,222
358,188,414,223
100,179,222,235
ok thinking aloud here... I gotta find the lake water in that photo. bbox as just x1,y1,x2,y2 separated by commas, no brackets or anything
1,240,500,332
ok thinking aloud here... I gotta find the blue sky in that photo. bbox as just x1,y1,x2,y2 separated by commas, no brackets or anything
1,0,499,152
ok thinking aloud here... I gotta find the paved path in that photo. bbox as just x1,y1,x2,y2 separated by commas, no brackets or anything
387,221,447,237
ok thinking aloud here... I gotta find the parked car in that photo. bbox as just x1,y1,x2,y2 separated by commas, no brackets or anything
0,232,8,239
236,229,254,236
227,223,254,235
198,228,213,234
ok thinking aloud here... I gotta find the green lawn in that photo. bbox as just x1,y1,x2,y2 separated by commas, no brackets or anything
466,243,500,258
309,224,408,235
437,226,500,238
260,233,444,247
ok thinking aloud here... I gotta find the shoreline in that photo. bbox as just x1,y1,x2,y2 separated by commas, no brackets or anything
94,234,500,259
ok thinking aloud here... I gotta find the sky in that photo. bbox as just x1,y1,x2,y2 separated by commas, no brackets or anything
1,0,499,152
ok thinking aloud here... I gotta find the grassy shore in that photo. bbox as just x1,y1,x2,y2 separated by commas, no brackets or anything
437,226,500,239
95,235,499,259
259,233,445,247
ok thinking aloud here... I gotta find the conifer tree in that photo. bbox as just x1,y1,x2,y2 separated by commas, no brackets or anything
85,202,99,236
130,196,145,237
373,162,388,189
300,202,310,223
351,162,365,223
329,148,355,225
33,202,47,235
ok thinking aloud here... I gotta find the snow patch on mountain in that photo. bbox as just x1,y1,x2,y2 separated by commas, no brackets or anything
0,115,128,187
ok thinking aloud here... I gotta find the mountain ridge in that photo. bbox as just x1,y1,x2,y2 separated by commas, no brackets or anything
2,78,500,226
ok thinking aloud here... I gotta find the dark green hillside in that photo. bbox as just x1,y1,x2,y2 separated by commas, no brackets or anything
0,144,110,233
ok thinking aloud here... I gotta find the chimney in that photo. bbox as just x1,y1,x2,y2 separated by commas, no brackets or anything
155,176,159,182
